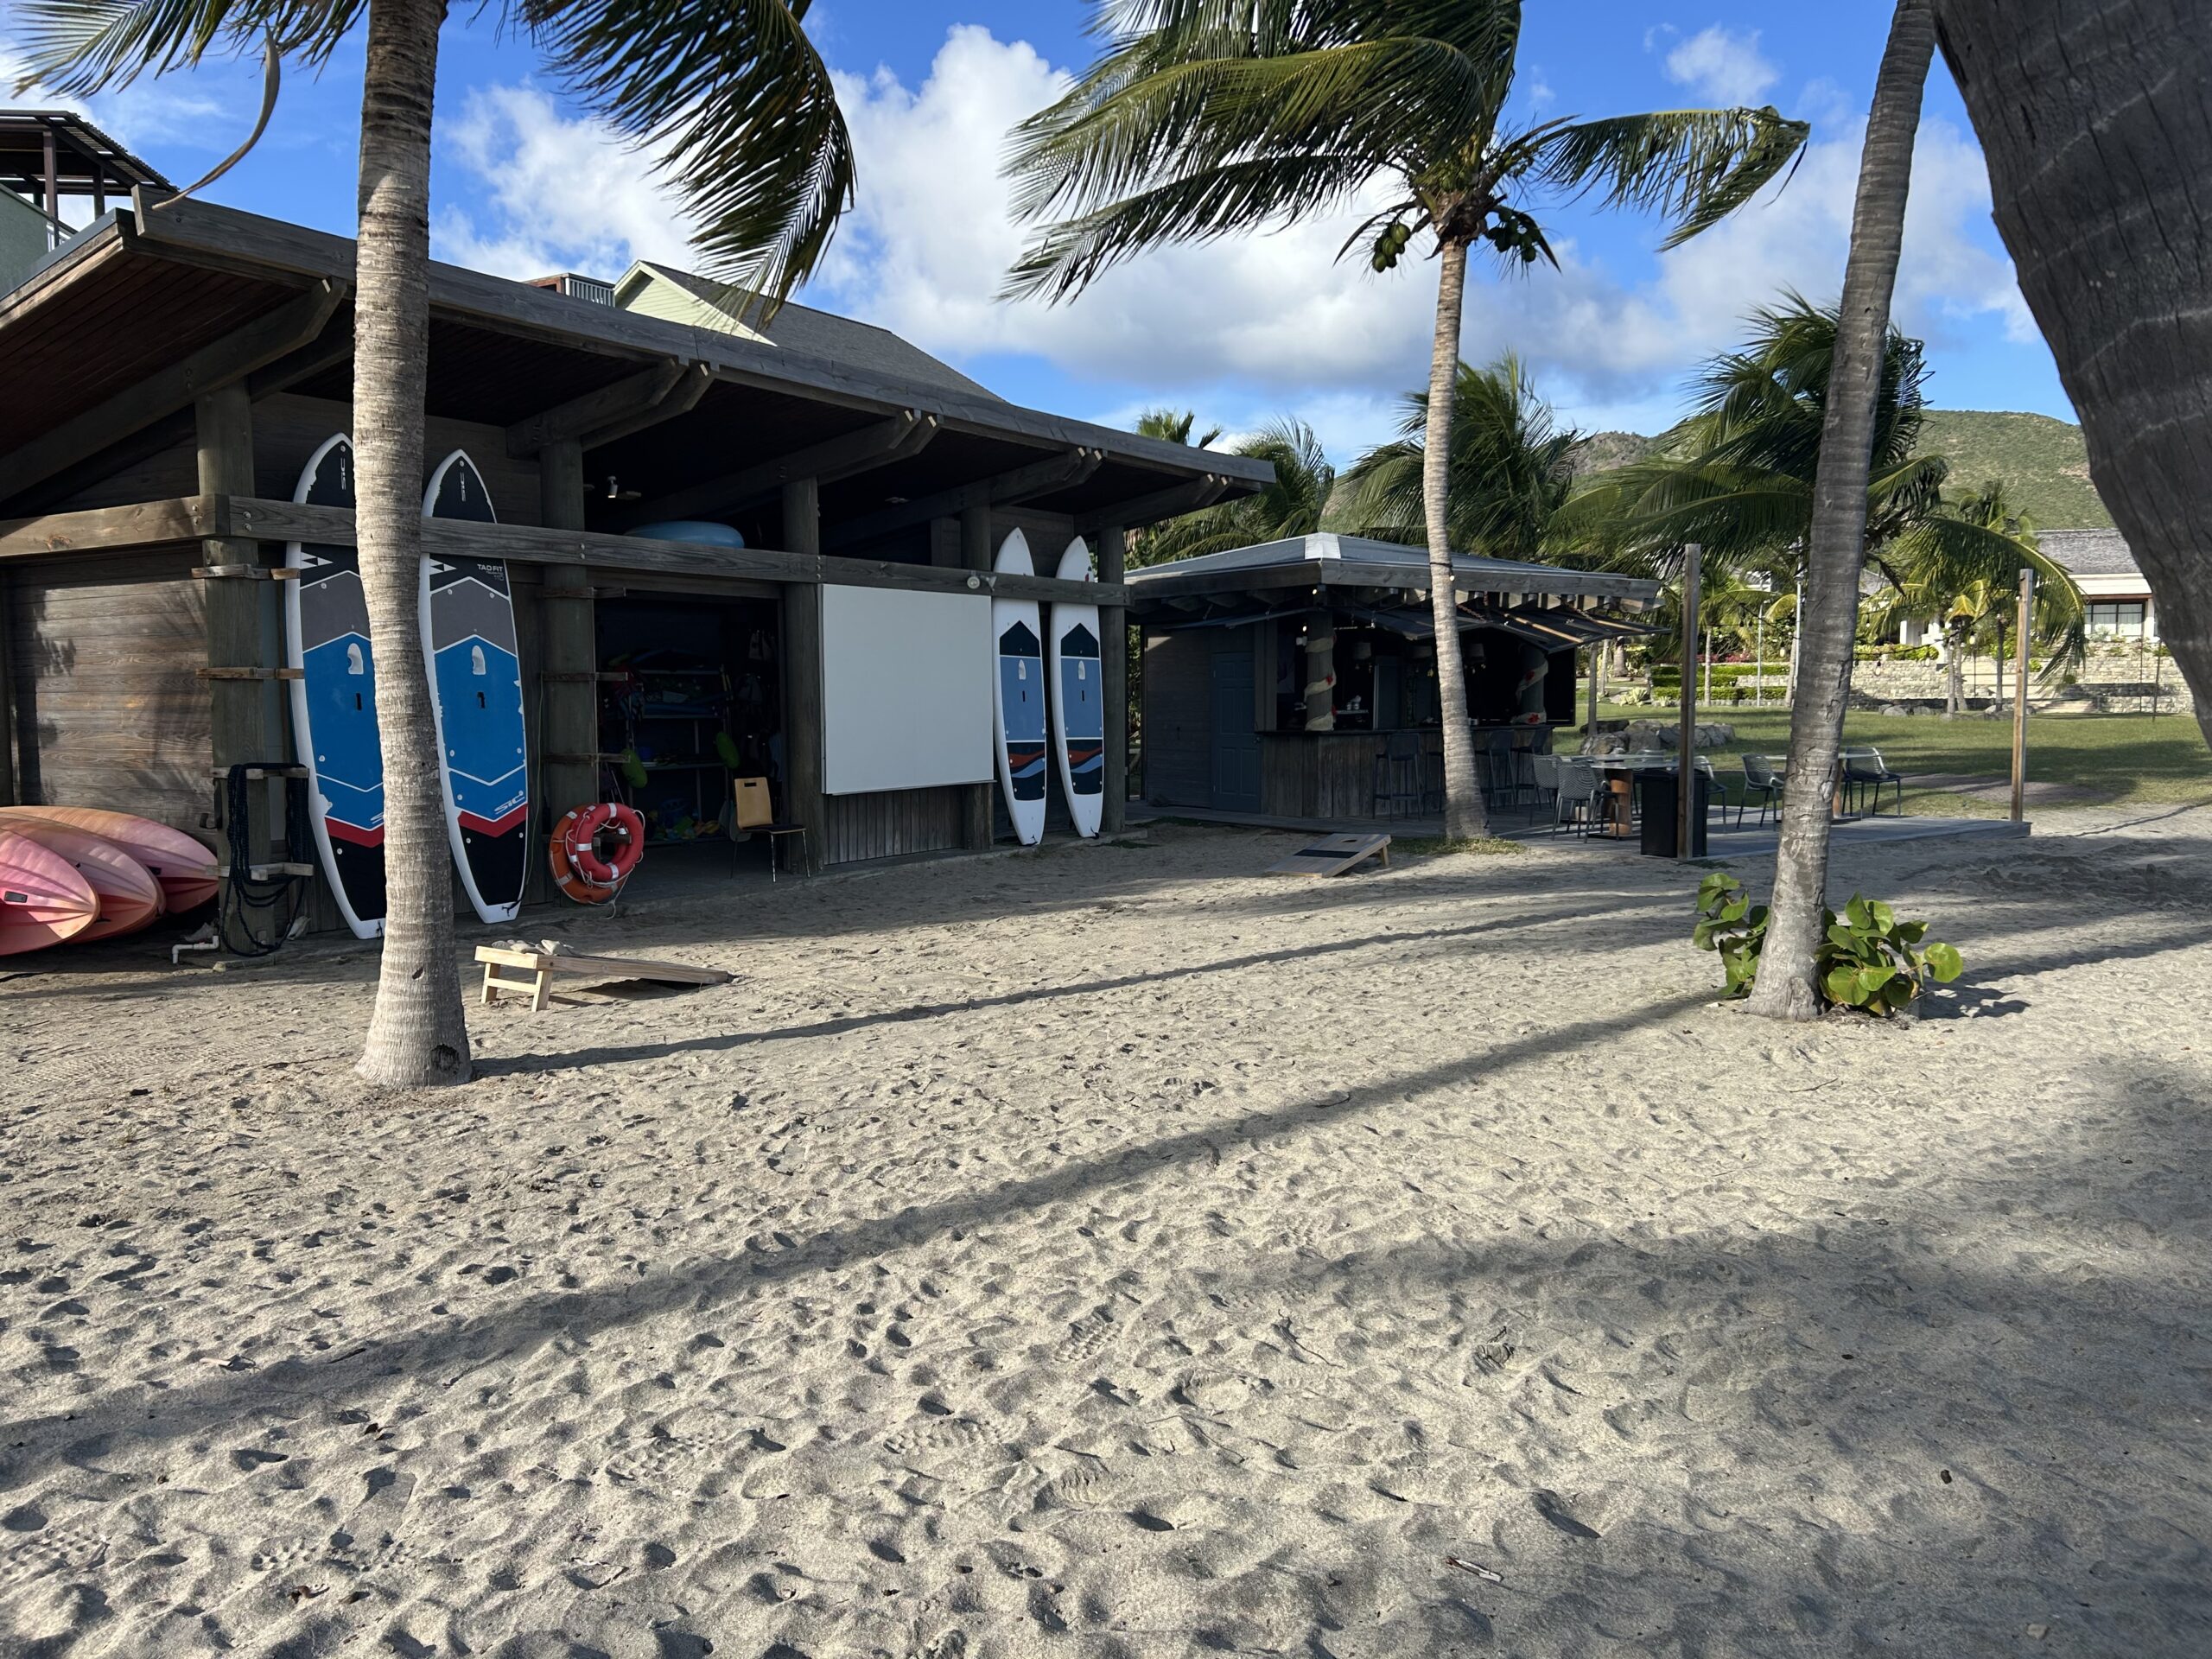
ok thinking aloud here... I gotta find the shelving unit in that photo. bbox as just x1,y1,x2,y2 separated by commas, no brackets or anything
608,671,732,845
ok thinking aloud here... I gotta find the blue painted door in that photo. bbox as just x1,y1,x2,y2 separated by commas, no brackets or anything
1210,642,1261,812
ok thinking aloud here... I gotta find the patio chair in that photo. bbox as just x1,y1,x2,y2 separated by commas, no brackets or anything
1553,758,1600,836
1529,752,1560,826
1842,747,1905,817
1739,753,1785,827
1371,731,1422,818
1694,756,1733,830
1478,728,1522,814
730,776,807,880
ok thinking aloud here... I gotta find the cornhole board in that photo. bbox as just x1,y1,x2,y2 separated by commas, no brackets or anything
476,945,731,1012
1264,832,1392,878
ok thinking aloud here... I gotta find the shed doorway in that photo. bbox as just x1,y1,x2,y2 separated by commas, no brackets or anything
1209,638,1261,813
593,593,785,891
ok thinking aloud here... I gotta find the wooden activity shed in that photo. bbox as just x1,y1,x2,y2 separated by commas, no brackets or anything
0,186,1271,931
1129,535,1659,819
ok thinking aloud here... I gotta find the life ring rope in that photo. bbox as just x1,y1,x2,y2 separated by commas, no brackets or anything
550,803,644,905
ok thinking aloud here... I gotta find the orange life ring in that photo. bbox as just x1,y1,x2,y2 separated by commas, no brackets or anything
550,804,644,904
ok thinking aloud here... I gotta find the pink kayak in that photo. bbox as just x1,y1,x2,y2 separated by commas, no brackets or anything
0,831,100,954
0,819,164,940
0,807,219,912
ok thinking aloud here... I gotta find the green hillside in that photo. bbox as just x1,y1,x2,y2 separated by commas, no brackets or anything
1916,409,2111,528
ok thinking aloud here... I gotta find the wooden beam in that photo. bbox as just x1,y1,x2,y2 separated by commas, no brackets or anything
0,568,16,805
609,410,938,529
823,448,1103,550
0,278,345,503
247,305,356,397
1075,474,1229,534
537,438,600,847
504,359,711,457
781,478,825,876
0,496,218,560
1097,524,1129,835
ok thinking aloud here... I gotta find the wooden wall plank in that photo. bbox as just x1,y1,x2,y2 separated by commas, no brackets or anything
1140,628,1210,808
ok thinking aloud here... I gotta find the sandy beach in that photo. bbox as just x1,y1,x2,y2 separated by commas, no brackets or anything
3,810,2209,1656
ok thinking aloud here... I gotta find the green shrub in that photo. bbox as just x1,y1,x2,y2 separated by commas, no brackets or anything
1692,874,1962,1016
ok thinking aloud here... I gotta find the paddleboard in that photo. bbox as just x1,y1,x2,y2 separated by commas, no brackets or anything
0,830,99,954
991,531,1047,846
1047,537,1103,838
422,450,528,924
285,434,385,939
0,819,162,939
0,807,218,912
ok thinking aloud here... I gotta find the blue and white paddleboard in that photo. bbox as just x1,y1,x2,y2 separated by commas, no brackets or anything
991,531,1047,846
284,434,386,940
421,451,528,924
1047,537,1103,838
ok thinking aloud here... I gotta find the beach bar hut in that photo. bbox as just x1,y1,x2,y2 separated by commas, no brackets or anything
0,181,1272,932
1128,535,1659,819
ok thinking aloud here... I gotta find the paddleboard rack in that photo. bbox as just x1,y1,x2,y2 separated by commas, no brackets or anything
217,861,316,880
198,666,302,681
194,563,301,580
212,765,308,780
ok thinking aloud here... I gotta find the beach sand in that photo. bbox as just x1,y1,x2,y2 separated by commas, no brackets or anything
3,808,2209,1656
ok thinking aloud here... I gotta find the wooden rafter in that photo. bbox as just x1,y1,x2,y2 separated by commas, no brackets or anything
608,410,940,529
504,359,713,456
823,448,1103,550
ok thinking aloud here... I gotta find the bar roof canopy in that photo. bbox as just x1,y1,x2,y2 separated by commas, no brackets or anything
1127,532,1662,620
0,111,168,207
0,191,1274,533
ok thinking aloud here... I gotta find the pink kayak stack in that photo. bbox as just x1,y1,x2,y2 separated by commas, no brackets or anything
0,807,219,955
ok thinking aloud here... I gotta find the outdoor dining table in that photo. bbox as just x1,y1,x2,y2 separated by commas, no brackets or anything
1576,753,1678,838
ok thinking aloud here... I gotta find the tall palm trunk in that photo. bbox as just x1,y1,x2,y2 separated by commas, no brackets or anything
1934,1,2212,752
1422,238,1485,838
1747,0,1936,1021
355,0,471,1086
1944,626,1965,715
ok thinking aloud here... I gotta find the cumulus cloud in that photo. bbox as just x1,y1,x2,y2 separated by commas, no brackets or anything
424,24,2038,454
1662,25,1780,106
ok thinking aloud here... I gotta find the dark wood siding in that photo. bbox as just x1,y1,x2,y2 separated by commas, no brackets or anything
1141,627,1210,807
254,394,544,522
823,785,965,864
5,551,213,835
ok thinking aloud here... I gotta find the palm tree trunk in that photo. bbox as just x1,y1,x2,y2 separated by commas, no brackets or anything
1746,0,1936,1022
1422,237,1485,838
1934,0,2212,753
1945,628,1964,715
354,0,471,1086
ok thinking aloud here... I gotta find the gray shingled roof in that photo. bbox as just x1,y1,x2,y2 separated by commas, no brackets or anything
2037,528,2140,577
632,264,1000,403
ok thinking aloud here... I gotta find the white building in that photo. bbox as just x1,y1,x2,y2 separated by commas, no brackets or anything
1896,525,2157,648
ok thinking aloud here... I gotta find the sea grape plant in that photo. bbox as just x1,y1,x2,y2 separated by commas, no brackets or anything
1693,873,1961,1016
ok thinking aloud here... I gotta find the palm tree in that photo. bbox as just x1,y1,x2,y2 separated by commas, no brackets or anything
1002,1,1808,840
1339,355,1579,560
26,0,855,1084
1137,407,1224,448
1932,0,2212,752
1867,482,2083,716
1745,0,1933,1022
1137,417,1335,565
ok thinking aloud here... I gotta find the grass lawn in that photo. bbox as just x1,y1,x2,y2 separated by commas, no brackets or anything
1586,696,2212,817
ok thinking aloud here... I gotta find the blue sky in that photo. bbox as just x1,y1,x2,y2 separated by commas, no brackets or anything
7,3,2073,458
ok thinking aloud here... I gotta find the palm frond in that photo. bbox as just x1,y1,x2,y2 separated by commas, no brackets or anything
1519,105,1808,247
16,0,352,91
524,0,852,313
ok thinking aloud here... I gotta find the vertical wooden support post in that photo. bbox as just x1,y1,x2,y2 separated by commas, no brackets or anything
960,503,995,849
199,384,273,899
1676,543,1700,862
2011,569,2033,823
781,477,826,874
538,441,598,879
0,568,17,804
1097,524,1128,834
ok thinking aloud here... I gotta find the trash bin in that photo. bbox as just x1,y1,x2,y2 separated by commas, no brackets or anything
1639,769,1710,857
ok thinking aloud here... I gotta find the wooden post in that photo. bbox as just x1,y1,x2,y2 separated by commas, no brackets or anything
2011,569,2032,823
1097,523,1128,834
198,384,276,926
960,503,995,849
0,567,16,804
1676,543,1700,861
537,438,598,879
1586,638,1605,732
781,477,826,874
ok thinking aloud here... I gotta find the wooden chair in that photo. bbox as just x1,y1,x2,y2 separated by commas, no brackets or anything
730,776,807,880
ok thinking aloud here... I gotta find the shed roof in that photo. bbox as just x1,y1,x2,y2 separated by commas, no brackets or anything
1127,533,1662,610
620,263,999,403
0,193,1272,534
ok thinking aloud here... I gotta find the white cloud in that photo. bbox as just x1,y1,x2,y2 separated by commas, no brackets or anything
423,25,2039,456
1662,25,1779,106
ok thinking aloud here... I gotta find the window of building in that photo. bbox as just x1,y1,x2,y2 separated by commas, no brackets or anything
2085,601,2147,637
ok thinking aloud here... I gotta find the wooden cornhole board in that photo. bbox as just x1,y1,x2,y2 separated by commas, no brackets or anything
1265,832,1392,878
476,944,731,1011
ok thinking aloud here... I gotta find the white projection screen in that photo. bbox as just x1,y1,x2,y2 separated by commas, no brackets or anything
820,584,995,794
